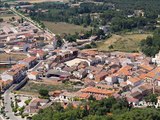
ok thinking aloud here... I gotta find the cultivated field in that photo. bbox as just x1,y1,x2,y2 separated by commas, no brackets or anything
43,21,92,35
97,33,152,52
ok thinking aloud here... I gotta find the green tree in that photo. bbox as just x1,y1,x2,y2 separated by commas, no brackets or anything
56,35,63,48
39,89,49,97
144,94,158,103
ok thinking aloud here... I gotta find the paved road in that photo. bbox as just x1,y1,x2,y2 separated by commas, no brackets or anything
4,85,22,120
10,7,55,36
4,85,24,120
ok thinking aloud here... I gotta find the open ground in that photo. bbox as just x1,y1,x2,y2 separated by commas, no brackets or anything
0,53,27,61
20,81,81,93
97,33,152,52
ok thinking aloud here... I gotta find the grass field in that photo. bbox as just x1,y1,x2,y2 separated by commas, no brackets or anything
43,21,92,35
0,11,20,21
20,81,80,93
97,33,152,52
0,53,27,61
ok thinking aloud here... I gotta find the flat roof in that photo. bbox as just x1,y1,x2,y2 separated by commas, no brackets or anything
65,58,89,67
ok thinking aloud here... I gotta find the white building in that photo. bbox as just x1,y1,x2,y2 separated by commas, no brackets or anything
152,51,160,66
27,71,39,80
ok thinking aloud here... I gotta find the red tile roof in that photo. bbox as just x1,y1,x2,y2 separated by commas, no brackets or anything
22,56,36,63
81,87,114,96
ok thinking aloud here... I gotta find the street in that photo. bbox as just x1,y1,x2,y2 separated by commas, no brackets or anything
10,7,55,36
3,86,23,120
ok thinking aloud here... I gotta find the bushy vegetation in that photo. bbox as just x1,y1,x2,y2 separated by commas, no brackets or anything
22,0,160,32
140,29,160,56
32,97,160,120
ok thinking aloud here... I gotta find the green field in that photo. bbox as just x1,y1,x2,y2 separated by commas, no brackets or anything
43,21,92,34
97,33,152,52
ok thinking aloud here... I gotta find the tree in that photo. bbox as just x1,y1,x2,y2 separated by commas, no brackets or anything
56,35,63,48
140,31,160,57
39,89,49,97
88,95,96,101
0,18,3,22
117,108,160,120
25,99,31,105
144,94,158,103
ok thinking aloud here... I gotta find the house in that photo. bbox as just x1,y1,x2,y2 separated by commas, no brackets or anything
78,93,90,99
119,58,132,66
145,67,160,86
126,97,139,106
80,87,114,100
1,64,27,82
139,64,154,72
87,66,104,79
3,26,13,34
27,71,39,80
117,75,127,83
152,51,160,65
157,96,160,107
59,92,78,102
18,56,37,69
7,36,16,42
134,10,144,17
95,71,108,82
62,66,77,74
116,65,132,76
132,84,152,96
99,25,110,34
130,91,143,100
54,49,78,63
77,61,89,69
49,90,62,97
80,49,98,57
73,69,88,79
0,80,13,92
29,49,47,60
87,56,101,65
105,75,117,85
127,77,143,87
47,69,71,80
24,98,49,114
84,78,96,87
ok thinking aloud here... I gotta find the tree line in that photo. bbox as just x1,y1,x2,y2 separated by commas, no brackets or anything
32,96,160,120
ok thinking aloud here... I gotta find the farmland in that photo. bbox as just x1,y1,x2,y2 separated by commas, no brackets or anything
43,21,92,35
